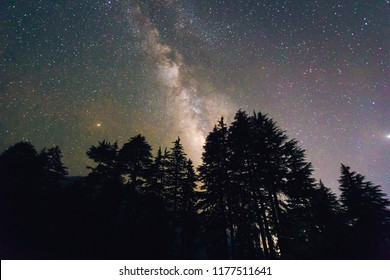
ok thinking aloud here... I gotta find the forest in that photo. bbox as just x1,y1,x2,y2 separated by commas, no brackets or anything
0,110,389,259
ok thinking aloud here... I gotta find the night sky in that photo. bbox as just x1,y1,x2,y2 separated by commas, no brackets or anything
0,0,389,193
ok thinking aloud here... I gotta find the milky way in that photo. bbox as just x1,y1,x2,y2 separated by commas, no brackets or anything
127,1,234,164
0,0,389,194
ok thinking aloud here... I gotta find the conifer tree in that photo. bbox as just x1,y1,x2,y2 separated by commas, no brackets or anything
118,134,152,188
163,138,197,257
148,147,164,196
166,137,188,216
183,159,197,216
198,117,232,258
227,110,259,259
40,146,68,184
181,158,197,258
248,112,289,259
199,110,325,259
0,142,69,258
308,180,343,259
339,164,390,259
86,140,121,186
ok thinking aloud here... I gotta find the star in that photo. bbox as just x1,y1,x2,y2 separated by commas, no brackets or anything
0,0,388,194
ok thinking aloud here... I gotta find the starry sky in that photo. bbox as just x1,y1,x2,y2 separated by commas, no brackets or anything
0,0,389,193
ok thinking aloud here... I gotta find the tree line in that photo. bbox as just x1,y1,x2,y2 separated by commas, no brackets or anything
0,109,389,259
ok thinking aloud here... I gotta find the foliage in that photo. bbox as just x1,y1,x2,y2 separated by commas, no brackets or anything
1,110,389,259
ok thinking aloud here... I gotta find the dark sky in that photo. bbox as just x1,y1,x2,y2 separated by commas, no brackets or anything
0,0,389,193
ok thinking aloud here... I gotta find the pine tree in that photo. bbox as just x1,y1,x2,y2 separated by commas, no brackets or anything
183,159,197,216
39,146,68,184
339,164,390,259
0,142,41,258
162,138,197,257
199,110,326,259
181,158,197,258
248,112,289,259
0,142,69,258
118,134,152,188
86,140,121,186
198,117,232,259
0,142,41,190
166,137,188,216
309,180,343,259
86,140,123,258
227,110,258,259
279,139,317,259
148,146,170,197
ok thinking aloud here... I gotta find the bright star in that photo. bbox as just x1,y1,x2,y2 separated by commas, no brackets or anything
387,134,390,139
96,123,101,127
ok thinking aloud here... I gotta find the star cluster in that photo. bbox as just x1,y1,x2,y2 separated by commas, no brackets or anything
0,0,389,193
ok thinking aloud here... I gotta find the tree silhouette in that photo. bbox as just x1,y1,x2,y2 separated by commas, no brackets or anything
308,180,344,259
166,137,188,216
1,110,389,260
86,140,123,257
0,142,41,189
181,159,197,258
183,159,197,216
247,111,289,259
199,110,332,259
227,110,259,259
86,140,121,186
148,146,169,197
40,146,68,183
198,117,232,259
0,142,69,259
339,164,390,259
118,134,152,188
161,137,198,257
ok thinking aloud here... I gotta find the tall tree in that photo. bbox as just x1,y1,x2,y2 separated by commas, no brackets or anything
248,112,289,259
40,146,68,184
164,138,198,258
0,142,41,190
339,164,390,259
86,140,121,186
308,180,343,259
198,117,232,259
227,110,261,259
199,110,326,259
0,142,69,259
118,134,152,188
183,159,197,216
166,137,188,216
278,139,317,259
86,140,122,257
181,158,197,258
148,146,170,197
